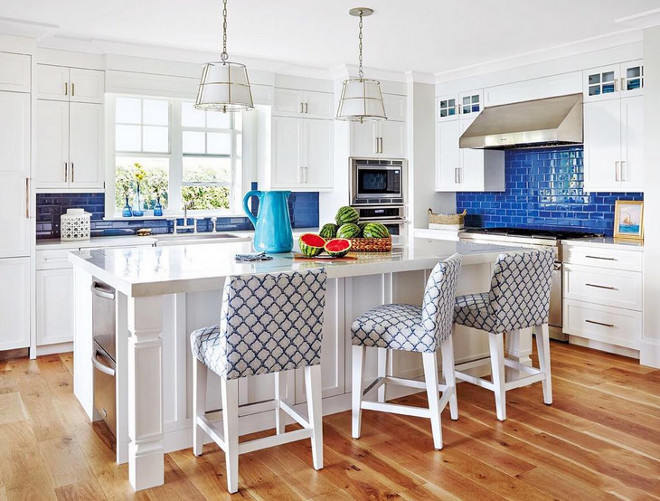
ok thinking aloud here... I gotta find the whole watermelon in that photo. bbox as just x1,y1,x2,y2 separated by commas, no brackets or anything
362,222,390,238
335,206,359,226
319,223,338,239
336,223,361,239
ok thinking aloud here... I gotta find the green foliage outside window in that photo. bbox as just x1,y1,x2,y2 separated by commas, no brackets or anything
115,162,169,211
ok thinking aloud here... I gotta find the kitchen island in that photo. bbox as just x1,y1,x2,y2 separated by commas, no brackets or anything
69,238,533,491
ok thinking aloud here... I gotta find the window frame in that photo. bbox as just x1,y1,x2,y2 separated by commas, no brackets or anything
105,94,243,218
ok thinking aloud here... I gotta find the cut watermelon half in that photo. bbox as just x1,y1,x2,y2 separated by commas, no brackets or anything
324,238,351,258
299,233,326,257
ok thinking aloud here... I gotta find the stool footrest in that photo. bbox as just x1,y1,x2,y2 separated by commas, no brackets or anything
238,428,313,455
362,400,431,419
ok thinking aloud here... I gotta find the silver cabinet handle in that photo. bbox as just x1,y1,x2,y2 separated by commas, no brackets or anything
615,161,620,182
64,162,68,182
71,82,75,97
614,79,619,92
304,166,308,183
92,349,116,376
304,102,308,114
91,282,115,300
585,319,615,328
621,160,627,182
621,77,626,91
299,102,304,114
25,178,30,219
374,136,379,154
586,283,617,290
454,167,461,184
71,162,74,183
585,255,616,261
64,82,68,96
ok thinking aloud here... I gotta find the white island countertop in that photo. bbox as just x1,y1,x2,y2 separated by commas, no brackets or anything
68,238,522,297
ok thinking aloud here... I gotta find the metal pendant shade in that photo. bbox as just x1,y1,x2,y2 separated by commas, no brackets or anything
336,7,386,122
195,0,253,112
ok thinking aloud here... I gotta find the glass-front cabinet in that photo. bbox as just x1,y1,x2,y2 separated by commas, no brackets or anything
436,96,458,120
436,89,482,121
584,60,644,101
459,90,482,116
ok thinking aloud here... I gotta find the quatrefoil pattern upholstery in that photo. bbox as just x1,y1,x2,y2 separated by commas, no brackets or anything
454,250,554,333
191,269,327,380
351,253,462,353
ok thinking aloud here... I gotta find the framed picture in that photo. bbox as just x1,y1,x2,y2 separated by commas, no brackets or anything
614,200,644,240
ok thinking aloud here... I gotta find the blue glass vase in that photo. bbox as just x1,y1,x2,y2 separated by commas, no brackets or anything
154,196,163,217
132,185,144,217
122,196,132,217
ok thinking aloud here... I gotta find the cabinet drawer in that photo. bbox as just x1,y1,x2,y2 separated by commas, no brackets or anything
36,249,73,270
563,264,642,310
563,299,641,350
563,245,642,272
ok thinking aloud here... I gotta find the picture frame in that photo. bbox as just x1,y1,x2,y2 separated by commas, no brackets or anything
613,200,644,240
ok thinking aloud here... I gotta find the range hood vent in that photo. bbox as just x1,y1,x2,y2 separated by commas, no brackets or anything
459,93,583,149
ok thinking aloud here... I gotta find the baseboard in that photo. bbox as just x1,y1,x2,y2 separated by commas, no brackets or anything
640,338,660,368
34,342,73,357
568,336,639,359
0,348,29,361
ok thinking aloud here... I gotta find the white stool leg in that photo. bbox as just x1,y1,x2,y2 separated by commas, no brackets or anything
351,344,366,439
489,333,507,421
274,371,286,434
192,358,208,456
221,378,239,493
422,352,443,449
377,347,388,403
535,324,553,405
305,364,323,470
441,334,458,420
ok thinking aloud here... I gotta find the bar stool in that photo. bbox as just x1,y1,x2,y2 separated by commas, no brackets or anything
190,269,327,493
351,253,462,450
453,249,555,421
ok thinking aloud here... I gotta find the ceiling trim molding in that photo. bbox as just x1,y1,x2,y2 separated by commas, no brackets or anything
0,16,58,39
616,8,660,30
405,71,435,84
434,28,642,84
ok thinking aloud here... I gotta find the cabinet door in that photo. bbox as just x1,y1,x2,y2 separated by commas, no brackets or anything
583,100,621,192
36,64,70,101
0,172,30,258
459,118,485,191
436,95,458,121
37,269,74,346
303,119,333,189
271,116,303,187
458,89,483,118
435,120,461,191
69,102,104,189
620,60,644,97
273,88,303,115
36,100,70,188
583,65,620,102
350,121,378,157
69,68,105,104
620,96,644,192
379,120,406,158
0,52,31,93
0,257,30,351
303,91,334,119
0,91,30,175
383,93,406,122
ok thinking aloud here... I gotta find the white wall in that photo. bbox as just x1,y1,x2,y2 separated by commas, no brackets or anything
641,26,660,368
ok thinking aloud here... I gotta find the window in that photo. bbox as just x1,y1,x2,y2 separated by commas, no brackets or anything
112,96,242,214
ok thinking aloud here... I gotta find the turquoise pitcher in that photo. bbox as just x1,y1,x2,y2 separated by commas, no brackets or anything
243,190,293,253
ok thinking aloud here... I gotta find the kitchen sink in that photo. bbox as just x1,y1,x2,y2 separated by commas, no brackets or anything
154,232,251,246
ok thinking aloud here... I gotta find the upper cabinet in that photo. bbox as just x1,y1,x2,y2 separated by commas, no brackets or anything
583,60,644,102
272,88,334,119
437,89,482,121
36,64,105,104
0,52,31,93
350,93,406,158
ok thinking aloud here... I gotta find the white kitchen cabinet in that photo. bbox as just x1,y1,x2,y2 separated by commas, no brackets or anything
584,96,644,192
350,120,406,158
35,100,104,189
0,52,31,93
36,64,104,104
583,60,643,102
273,88,333,119
437,89,482,121
0,258,30,351
435,117,504,192
37,268,74,346
0,91,30,176
270,115,333,190
383,93,406,122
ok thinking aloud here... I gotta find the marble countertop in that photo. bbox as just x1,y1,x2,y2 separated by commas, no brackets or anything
562,237,644,251
36,235,158,250
68,238,523,297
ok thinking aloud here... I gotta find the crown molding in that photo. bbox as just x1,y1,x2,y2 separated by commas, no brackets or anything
0,17,58,39
616,8,660,30
434,28,642,84
405,71,435,85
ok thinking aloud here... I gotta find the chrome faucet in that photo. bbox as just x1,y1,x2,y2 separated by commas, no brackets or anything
174,201,197,234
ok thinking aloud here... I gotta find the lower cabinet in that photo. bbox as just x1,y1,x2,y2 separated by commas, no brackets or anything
0,257,30,351
36,267,74,346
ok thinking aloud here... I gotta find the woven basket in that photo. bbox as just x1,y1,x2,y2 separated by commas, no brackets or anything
428,209,467,226
348,236,392,253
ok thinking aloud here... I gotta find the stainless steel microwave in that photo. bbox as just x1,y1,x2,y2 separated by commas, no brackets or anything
350,158,405,206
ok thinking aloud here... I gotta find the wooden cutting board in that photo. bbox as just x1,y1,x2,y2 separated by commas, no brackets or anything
293,253,358,261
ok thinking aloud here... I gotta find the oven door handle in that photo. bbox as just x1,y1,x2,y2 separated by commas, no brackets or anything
92,349,116,376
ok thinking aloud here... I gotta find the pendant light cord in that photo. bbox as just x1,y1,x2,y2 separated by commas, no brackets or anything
221,0,229,62
358,11,364,79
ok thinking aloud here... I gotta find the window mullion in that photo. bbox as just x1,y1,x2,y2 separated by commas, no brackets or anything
169,100,183,213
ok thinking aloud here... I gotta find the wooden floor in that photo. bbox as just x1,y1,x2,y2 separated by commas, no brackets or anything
0,343,659,500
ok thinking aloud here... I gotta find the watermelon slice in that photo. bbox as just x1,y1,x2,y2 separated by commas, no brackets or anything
298,233,325,257
324,238,351,258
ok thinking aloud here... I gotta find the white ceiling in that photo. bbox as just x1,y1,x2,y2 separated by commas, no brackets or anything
0,0,657,75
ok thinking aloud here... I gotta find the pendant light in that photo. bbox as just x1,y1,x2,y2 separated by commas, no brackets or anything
195,0,253,112
336,7,386,123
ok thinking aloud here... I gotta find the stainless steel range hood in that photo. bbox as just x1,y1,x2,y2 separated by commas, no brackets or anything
459,93,583,149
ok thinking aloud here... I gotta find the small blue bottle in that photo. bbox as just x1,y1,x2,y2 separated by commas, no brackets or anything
154,196,163,217
122,196,132,217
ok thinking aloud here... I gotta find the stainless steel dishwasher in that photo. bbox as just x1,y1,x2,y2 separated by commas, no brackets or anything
92,280,117,438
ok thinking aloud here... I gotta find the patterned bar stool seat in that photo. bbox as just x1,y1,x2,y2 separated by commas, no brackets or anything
351,253,462,450
190,269,327,494
453,249,555,421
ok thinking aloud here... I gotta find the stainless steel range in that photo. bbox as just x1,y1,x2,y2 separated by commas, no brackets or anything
460,227,603,341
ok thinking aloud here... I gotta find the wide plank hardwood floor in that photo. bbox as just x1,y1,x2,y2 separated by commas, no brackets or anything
0,342,659,500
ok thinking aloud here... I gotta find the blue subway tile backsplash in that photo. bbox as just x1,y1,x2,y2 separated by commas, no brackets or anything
36,188,319,239
456,145,643,236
